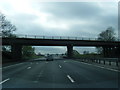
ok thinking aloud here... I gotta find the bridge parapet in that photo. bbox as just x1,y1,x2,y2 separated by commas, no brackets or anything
1,34,120,41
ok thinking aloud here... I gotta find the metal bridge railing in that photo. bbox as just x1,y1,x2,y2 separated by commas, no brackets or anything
1,34,120,41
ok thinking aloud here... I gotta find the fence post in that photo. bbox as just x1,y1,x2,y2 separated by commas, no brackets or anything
96,60,97,63
116,61,118,67
109,61,111,65
104,60,105,65
99,60,101,64
96,60,98,63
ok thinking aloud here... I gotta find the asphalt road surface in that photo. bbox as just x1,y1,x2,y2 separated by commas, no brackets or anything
1,59,119,88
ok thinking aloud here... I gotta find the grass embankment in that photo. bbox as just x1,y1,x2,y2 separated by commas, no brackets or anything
73,54,103,59
22,55,44,60
2,51,44,64
72,50,103,59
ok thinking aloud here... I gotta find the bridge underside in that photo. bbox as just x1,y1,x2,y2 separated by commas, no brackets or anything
8,45,120,60
2,38,120,60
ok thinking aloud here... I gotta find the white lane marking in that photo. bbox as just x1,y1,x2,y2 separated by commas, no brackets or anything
59,65,62,68
46,62,48,63
67,75,75,83
3,63,24,69
27,67,31,69
75,61,120,72
34,70,44,83
34,81,38,83
64,61,66,62
38,71,43,77
0,78,10,84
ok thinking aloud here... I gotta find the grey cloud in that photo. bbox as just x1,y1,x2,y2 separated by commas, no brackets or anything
39,2,102,20
1,2,117,54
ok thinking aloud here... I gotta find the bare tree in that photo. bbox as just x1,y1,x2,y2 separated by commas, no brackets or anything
0,12,17,51
0,12,16,37
98,27,116,41
96,27,116,55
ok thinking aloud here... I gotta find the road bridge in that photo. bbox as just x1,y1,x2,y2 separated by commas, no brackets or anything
2,35,120,60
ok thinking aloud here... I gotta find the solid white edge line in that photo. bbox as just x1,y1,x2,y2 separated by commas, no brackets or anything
0,78,10,84
67,75,75,83
75,61,120,72
3,63,24,69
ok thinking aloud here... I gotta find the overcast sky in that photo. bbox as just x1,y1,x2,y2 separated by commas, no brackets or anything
0,0,118,54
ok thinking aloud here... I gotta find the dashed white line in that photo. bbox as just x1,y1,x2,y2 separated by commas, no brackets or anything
38,71,43,77
67,75,75,83
27,67,31,69
33,81,39,83
59,65,62,68
0,78,10,84
34,70,44,83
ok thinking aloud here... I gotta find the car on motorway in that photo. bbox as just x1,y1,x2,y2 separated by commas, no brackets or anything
46,55,54,61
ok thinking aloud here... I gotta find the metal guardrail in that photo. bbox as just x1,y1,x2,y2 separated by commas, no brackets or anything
79,58,119,67
1,34,120,41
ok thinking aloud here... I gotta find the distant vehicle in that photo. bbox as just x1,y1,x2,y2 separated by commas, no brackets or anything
46,55,53,61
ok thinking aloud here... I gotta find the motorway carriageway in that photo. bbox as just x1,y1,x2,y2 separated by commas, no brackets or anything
1,59,119,88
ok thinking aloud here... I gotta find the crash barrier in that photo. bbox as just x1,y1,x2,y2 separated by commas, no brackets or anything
80,58,119,67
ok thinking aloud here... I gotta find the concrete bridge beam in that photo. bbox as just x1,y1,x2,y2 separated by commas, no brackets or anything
11,45,22,60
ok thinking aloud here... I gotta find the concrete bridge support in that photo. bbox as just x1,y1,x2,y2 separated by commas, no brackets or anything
11,45,22,60
103,47,110,58
67,45,73,58
103,46,117,58
103,47,107,57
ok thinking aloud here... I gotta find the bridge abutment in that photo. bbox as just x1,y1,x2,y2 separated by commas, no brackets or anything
103,46,118,58
11,45,22,60
67,45,73,58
